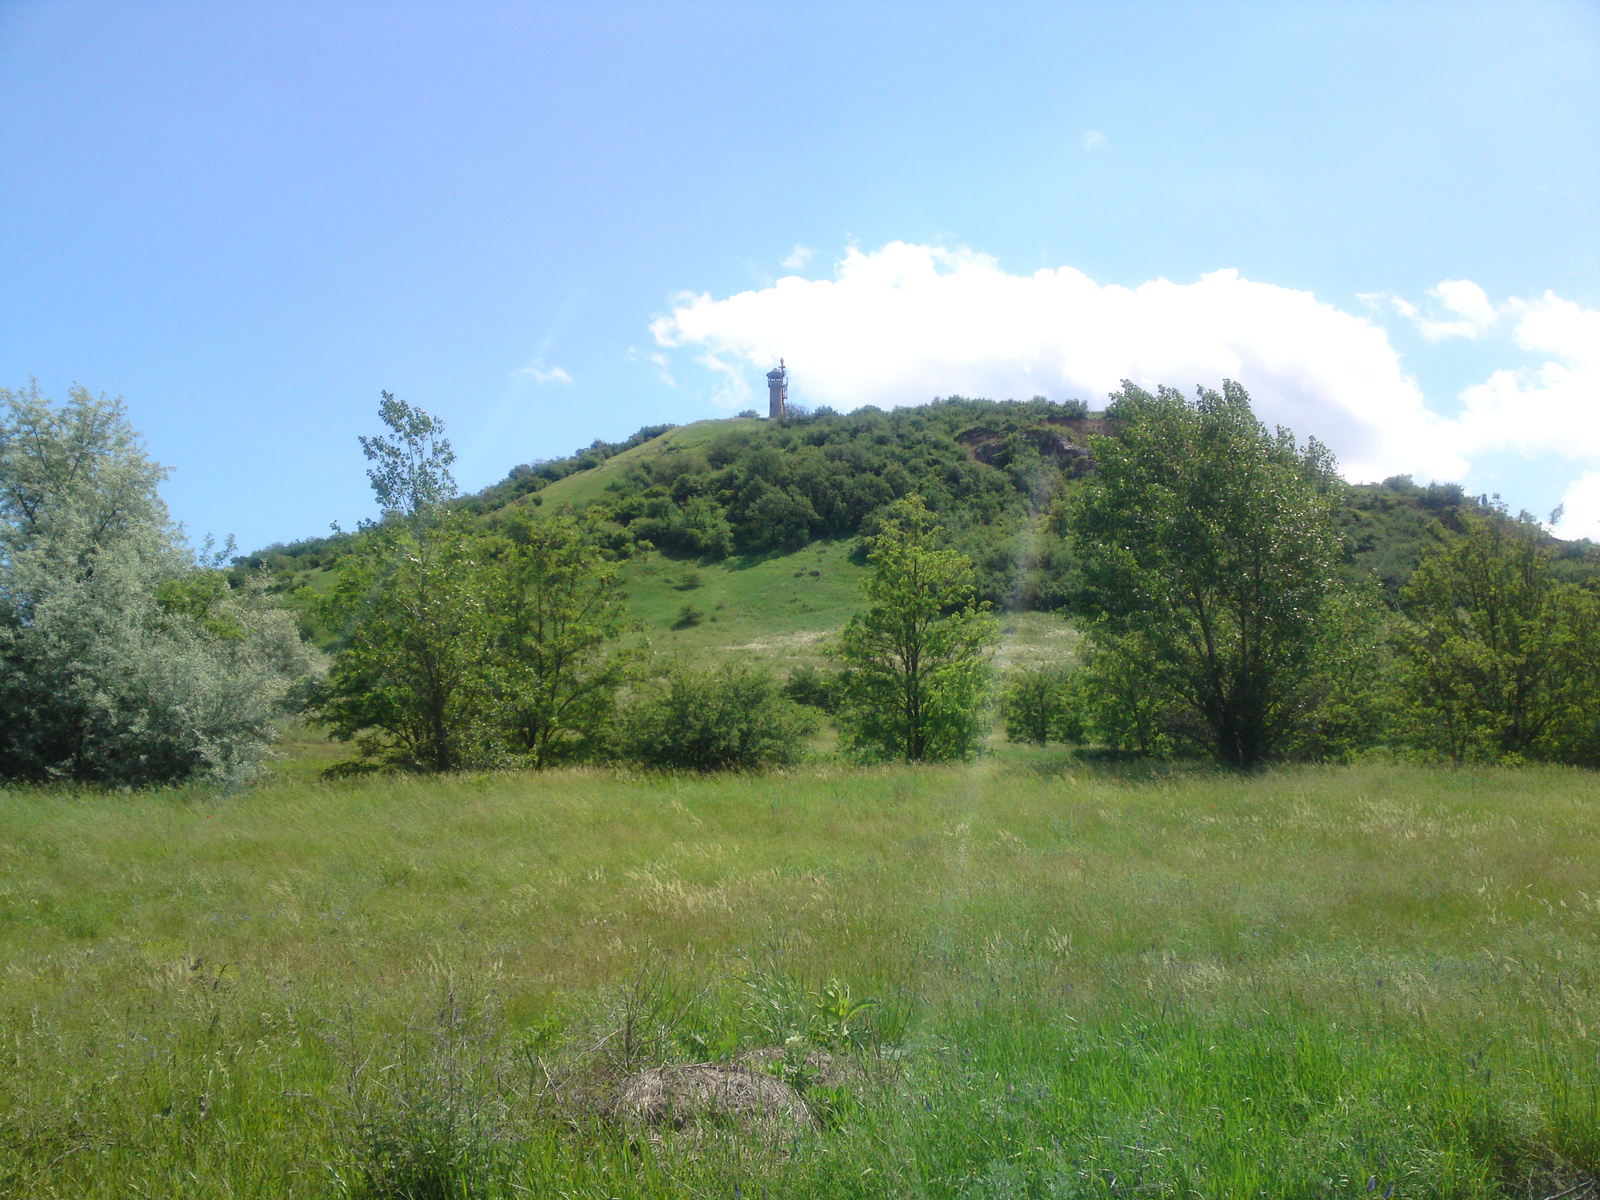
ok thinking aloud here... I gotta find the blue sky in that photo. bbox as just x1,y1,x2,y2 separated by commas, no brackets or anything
2,2,1597,552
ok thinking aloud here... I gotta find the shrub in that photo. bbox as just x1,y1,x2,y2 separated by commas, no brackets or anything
1395,506,1600,764
783,664,841,714
1000,665,1073,745
619,661,817,770
1068,631,1178,757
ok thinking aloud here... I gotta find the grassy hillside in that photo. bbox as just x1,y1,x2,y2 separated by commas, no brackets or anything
239,403,1600,630
2,759,1596,1196
531,418,761,511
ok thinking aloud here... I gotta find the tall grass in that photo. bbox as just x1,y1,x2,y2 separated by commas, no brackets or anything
1,755,1596,1196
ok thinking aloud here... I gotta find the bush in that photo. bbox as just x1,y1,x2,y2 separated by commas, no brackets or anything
783,664,841,714
1000,666,1073,745
1067,632,1178,757
619,661,817,770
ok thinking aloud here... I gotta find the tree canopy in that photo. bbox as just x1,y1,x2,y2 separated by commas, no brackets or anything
1068,381,1347,768
0,382,315,784
835,495,998,761
1396,506,1600,764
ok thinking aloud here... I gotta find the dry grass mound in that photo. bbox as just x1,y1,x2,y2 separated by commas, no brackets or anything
615,1063,813,1140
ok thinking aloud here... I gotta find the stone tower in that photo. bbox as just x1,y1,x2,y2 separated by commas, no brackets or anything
766,359,787,420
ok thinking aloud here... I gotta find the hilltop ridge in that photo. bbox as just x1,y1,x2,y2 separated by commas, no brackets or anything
239,398,1600,621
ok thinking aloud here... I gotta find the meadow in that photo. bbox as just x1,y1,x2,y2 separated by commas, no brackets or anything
1,750,1596,1198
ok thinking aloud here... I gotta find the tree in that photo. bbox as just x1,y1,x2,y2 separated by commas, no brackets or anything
1067,382,1347,768
0,382,314,784
1396,506,1600,763
834,495,998,761
312,394,493,772
491,510,642,766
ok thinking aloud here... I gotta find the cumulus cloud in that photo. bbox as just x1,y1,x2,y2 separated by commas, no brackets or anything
1555,473,1600,541
515,360,574,385
652,242,1463,483
1081,130,1107,152
1363,278,1509,341
1451,293,1600,462
781,244,815,269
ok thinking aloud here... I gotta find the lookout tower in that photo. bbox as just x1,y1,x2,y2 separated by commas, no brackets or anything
766,360,788,420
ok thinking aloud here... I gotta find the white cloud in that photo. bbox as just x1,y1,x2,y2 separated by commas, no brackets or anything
1555,472,1600,541
652,242,1463,482
515,359,574,385
1450,292,1600,462
1427,280,1498,336
1367,278,1508,341
649,352,677,388
781,244,815,270
1081,130,1107,152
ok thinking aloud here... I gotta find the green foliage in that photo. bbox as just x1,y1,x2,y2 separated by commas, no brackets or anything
572,398,1093,607
835,495,998,761
1069,381,1349,768
1065,629,1178,756
312,396,496,772
491,511,642,767
1395,507,1600,764
313,515,493,773
783,664,841,714
314,400,649,774
999,664,1073,745
809,977,877,1050
0,382,314,784
618,659,817,770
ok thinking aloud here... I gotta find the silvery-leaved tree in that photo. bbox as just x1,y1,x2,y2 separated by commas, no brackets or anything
0,381,317,785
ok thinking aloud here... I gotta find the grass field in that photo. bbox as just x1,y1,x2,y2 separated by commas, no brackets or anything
2,752,1597,1198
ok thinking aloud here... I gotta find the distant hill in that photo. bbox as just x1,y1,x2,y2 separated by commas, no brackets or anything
238,398,1600,627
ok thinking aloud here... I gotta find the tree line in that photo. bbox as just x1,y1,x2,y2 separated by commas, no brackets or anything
1000,381,1600,768
308,394,995,772
5,380,1600,784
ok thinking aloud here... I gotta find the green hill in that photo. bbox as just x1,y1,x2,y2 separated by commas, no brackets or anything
531,418,761,510
239,398,1600,654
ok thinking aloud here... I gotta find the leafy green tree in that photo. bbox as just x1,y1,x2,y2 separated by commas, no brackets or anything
1065,630,1177,756
312,394,494,772
0,382,314,784
1396,507,1600,763
1068,382,1346,768
491,510,641,766
835,495,998,761
1000,665,1072,745
619,660,817,770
